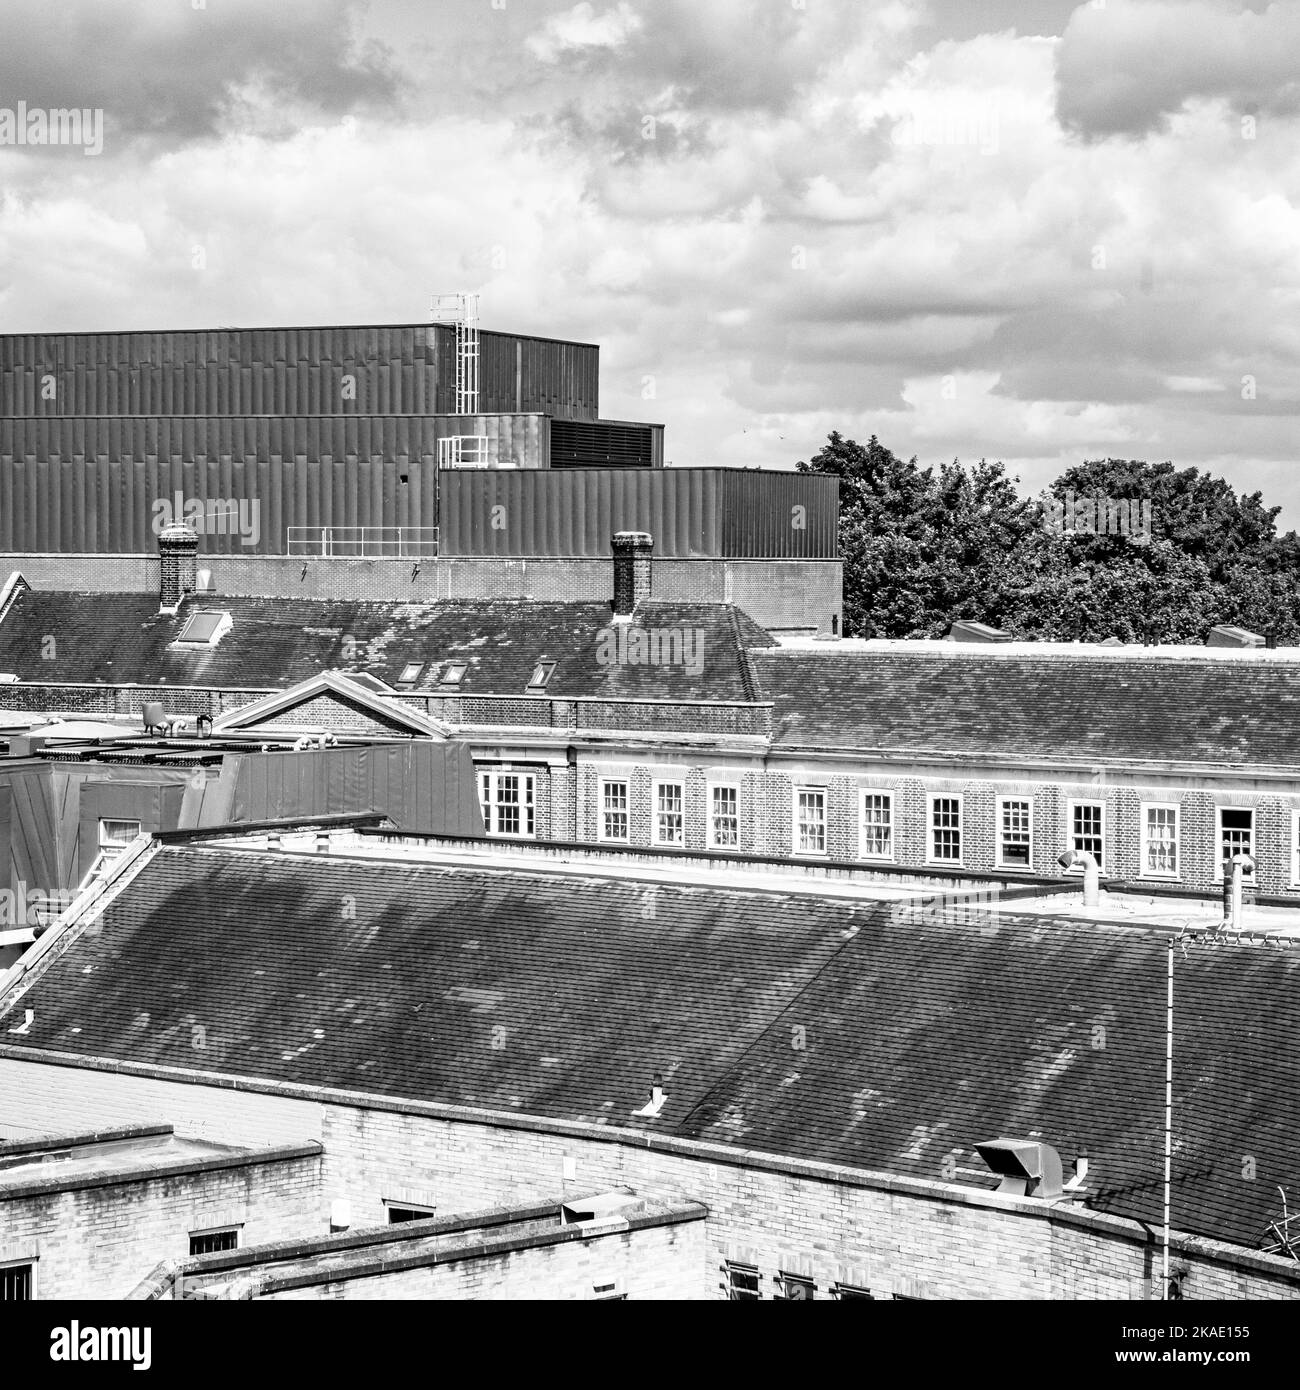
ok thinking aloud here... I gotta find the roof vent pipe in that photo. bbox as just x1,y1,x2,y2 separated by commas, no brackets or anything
1058,848,1100,907
1224,853,1255,929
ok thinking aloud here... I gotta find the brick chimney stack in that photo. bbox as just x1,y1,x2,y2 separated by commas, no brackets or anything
158,521,199,612
612,531,652,617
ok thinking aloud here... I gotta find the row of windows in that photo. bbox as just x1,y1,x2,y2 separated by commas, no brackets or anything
723,1262,901,1300
482,771,1279,880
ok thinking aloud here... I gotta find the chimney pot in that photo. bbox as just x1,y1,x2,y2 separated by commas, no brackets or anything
612,532,653,617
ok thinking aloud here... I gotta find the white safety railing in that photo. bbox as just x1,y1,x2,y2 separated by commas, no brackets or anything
438,434,492,468
285,527,439,558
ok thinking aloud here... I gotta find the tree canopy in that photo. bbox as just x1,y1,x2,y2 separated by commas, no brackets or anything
797,434,1300,643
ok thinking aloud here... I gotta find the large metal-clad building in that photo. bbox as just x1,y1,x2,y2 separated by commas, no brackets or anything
0,320,842,633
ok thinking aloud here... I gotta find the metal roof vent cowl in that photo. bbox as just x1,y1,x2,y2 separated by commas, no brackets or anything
975,1138,1065,1200
612,532,653,618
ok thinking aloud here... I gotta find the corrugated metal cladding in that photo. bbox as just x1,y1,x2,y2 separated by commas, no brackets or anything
721,471,839,558
0,415,547,553
230,741,482,835
0,325,599,421
440,469,839,559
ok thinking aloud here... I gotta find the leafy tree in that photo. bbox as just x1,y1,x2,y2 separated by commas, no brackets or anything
801,436,1300,643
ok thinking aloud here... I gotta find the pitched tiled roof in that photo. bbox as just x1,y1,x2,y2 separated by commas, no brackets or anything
4,843,1297,1251
749,649,1300,765
0,588,773,701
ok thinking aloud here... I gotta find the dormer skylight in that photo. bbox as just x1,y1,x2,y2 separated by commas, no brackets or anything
526,658,556,694
396,662,424,688
173,610,232,648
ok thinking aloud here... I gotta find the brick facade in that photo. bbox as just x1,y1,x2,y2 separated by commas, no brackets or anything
1,555,843,635
549,757,1300,898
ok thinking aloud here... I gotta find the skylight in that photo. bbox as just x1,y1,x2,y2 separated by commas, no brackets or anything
397,662,424,685
174,611,231,647
438,662,468,689
526,659,556,694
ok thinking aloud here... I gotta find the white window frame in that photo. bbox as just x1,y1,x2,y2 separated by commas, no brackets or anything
793,787,828,858
1140,802,1180,880
384,1200,436,1224
707,783,741,851
651,779,685,848
98,819,142,863
995,797,1034,871
859,790,894,862
1214,806,1255,883
0,1256,36,1301
478,770,537,840
1068,800,1105,871
926,794,963,866
597,778,631,843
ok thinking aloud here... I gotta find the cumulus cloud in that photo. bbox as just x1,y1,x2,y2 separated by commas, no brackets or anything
1056,0,1300,139
3,0,1300,521
527,3,644,64
0,0,398,153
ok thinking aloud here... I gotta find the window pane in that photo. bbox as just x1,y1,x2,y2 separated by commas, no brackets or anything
999,800,1031,867
1071,804,1103,867
602,781,629,841
726,1265,760,1300
711,787,739,848
189,1229,239,1256
862,794,892,858
1220,809,1253,875
797,790,826,854
1145,807,1178,874
481,773,536,838
655,784,684,845
387,1206,434,1224
931,798,961,861
0,1264,33,1300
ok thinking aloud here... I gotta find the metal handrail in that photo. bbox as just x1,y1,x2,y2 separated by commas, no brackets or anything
285,526,439,558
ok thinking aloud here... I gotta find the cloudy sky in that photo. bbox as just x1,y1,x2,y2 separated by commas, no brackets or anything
1,0,1296,517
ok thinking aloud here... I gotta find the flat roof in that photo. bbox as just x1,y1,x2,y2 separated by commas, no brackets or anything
0,1123,318,1197
769,636,1300,662
0,322,600,349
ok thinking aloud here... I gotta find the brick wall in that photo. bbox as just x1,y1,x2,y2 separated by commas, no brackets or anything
278,693,415,737
0,555,842,634
0,1148,321,1299
2,1056,1295,1301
